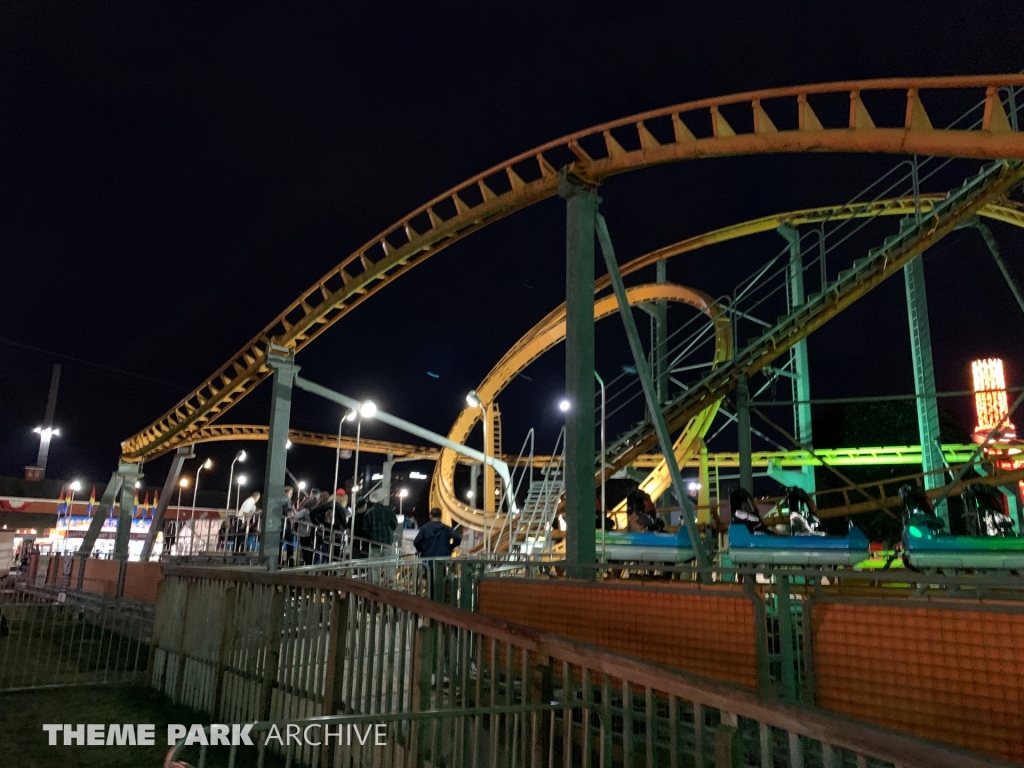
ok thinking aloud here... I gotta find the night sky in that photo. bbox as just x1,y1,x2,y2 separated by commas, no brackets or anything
2,2,1023,504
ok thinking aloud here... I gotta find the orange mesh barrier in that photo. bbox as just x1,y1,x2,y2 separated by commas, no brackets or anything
43,556,163,603
121,562,163,602
811,600,1024,763
478,579,760,689
82,559,120,596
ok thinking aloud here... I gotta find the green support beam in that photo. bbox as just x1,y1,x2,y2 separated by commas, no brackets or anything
261,346,299,570
559,170,599,578
778,224,815,494
904,254,948,522
595,213,708,568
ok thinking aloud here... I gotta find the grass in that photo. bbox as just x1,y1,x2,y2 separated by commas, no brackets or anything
0,684,284,768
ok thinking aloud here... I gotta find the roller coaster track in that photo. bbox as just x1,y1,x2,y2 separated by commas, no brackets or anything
121,76,1024,462
431,283,732,529
605,160,1024,479
172,193,1024,531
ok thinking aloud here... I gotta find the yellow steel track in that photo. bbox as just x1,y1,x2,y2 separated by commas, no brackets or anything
430,283,731,529
171,194,1024,530
122,76,1024,462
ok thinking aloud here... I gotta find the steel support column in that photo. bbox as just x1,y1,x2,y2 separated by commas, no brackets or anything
113,462,143,560
904,255,947,522
654,259,669,405
261,346,299,569
78,470,124,557
483,404,497,515
737,374,753,493
595,213,708,568
974,220,1024,316
141,445,195,561
778,224,815,493
559,170,599,577
382,452,395,503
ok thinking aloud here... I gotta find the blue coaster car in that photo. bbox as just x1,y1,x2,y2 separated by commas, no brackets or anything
595,526,694,564
727,523,870,567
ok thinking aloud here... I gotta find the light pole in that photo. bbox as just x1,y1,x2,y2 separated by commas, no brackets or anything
63,480,81,553
331,409,357,552
189,458,212,555
175,477,189,556
467,390,490,542
398,487,408,517
31,425,60,479
594,372,607,562
348,400,376,557
235,475,247,510
226,450,247,512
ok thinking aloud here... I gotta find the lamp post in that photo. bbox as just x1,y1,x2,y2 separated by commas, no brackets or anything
236,475,248,511
398,487,408,517
31,425,60,479
189,458,212,555
468,389,503,541
331,409,357,553
63,480,81,553
175,477,189,556
348,400,376,557
226,450,247,512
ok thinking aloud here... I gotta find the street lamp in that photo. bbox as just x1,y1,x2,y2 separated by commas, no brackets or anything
594,372,607,561
226,450,247,512
558,399,571,413
327,408,357,557
32,426,61,479
177,477,189,509
398,487,408,517
348,400,376,557
189,458,213,555
236,475,247,511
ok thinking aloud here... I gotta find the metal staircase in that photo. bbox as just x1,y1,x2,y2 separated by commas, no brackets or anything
503,428,566,555
604,160,1024,475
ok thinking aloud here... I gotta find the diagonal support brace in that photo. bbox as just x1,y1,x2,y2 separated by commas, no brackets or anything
595,214,708,568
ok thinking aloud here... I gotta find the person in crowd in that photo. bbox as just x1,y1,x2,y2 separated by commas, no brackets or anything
308,489,346,564
363,488,398,555
347,497,368,559
289,490,319,566
625,487,663,532
237,491,261,552
280,486,295,566
414,507,462,558
730,488,765,534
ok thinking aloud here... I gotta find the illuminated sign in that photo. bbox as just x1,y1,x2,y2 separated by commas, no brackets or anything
972,358,1016,441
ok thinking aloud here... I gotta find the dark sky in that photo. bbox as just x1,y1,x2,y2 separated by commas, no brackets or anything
2,2,1023,500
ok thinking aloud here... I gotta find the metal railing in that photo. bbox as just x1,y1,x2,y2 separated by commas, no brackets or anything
0,573,152,691
152,566,1007,768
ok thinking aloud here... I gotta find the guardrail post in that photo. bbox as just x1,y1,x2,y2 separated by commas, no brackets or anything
171,581,195,703
777,579,798,700
211,585,237,719
801,596,817,705
530,663,553,765
115,556,127,600
411,621,437,760
714,712,746,768
321,593,349,768
258,585,286,721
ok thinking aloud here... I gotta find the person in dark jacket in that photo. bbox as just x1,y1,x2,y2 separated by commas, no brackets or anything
363,489,398,553
414,508,462,558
